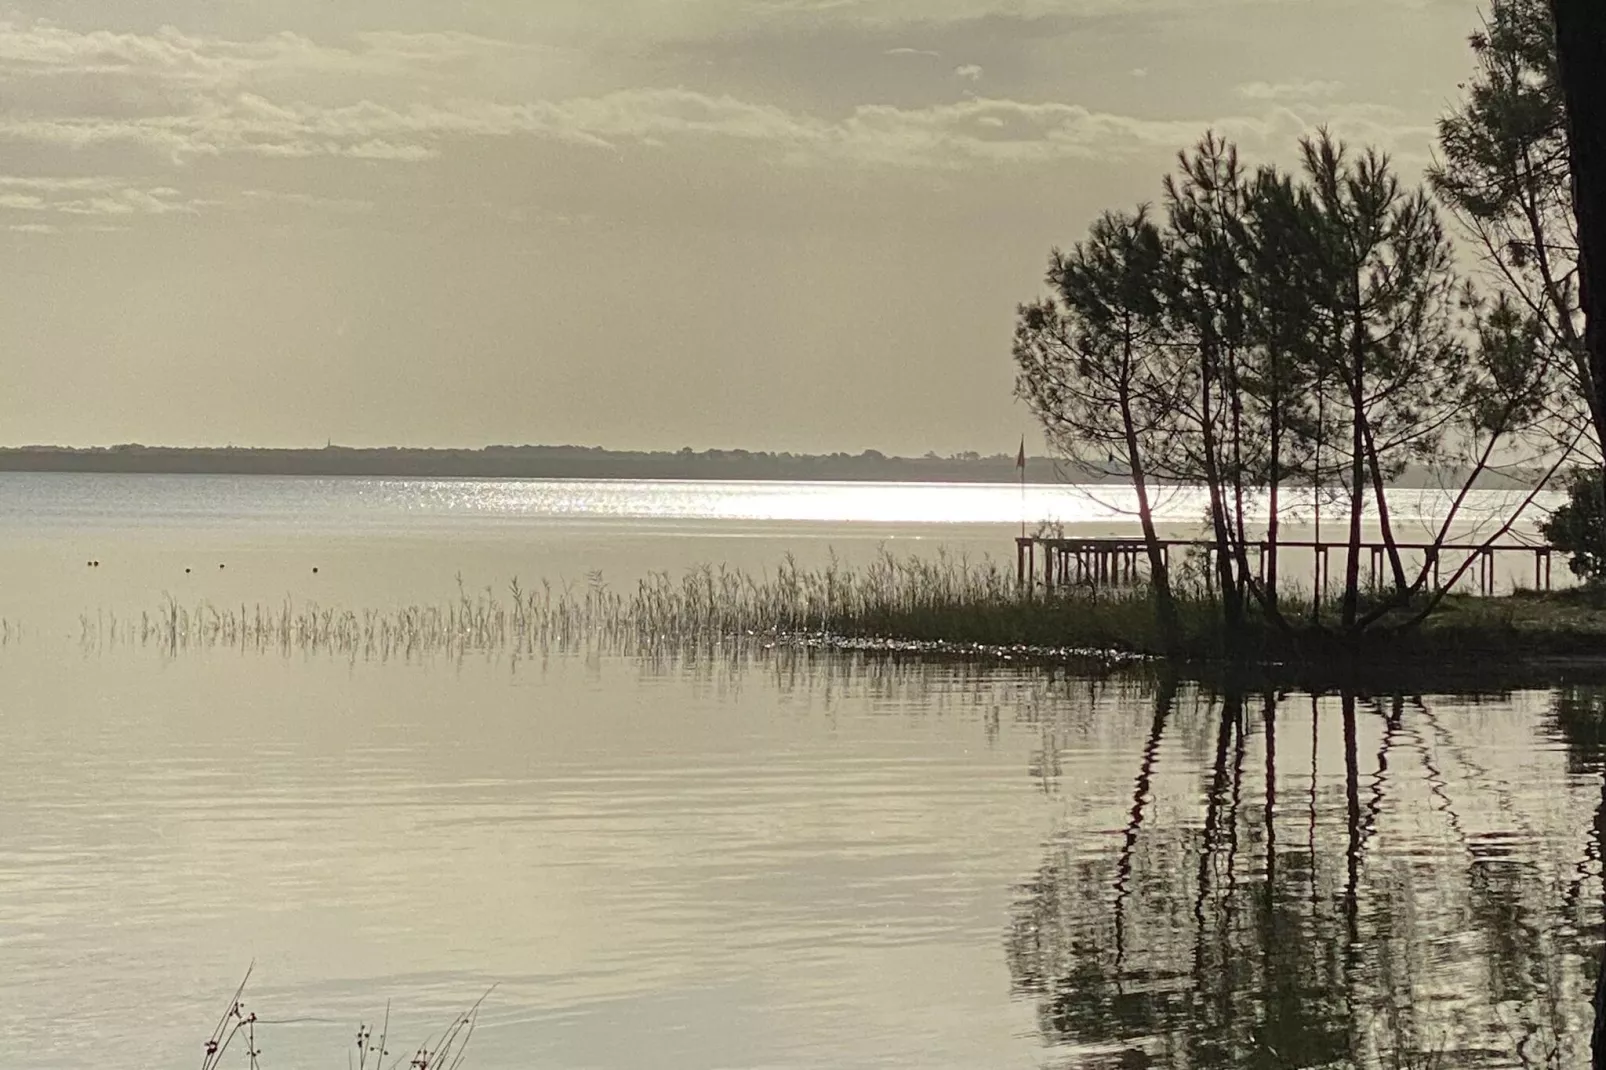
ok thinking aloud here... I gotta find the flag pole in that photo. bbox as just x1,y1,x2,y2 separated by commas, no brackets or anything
1017,435,1027,541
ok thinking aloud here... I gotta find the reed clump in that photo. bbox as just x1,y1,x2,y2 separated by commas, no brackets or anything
80,550,1183,662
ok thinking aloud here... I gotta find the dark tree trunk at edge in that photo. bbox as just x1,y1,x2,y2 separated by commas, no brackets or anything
1552,2,1606,1066
1553,1,1606,442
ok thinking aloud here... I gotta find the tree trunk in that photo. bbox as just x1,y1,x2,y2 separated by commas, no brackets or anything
1199,337,1245,637
1267,402,1282,609
1205,457,1242,629
1554,0,1606,445
1225,344,1258,606
1120,392,1181,655
1341,356,1367,631
1311,372,1327,625
1552,4,1606,1067
1362,416,1410,595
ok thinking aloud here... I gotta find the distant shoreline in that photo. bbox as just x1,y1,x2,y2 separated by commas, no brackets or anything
0,445,1548,489
0,445,1049,483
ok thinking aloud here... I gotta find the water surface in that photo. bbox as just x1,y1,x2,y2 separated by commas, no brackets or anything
0,474,1596,1069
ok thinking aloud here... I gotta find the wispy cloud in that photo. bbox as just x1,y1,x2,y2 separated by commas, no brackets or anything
885,46,941,57
0,175,198,216
0,83,1431,172
0,19,1434,228
239,189,379,214
1235,79,1344,102
0,22,544,84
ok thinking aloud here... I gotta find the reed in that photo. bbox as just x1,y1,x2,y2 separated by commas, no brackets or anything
84,550,1156,661
200,965,488,1070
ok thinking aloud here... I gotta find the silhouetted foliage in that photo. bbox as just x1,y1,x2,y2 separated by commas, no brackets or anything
1433,0,1591,459
1013,206,1185,651
1014,124,1565,647
1540,470,1606,580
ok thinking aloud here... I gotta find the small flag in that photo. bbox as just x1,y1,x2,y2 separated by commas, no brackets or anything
1016,437,1026,470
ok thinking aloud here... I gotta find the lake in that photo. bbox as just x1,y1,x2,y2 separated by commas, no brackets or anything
0,473,1597,1069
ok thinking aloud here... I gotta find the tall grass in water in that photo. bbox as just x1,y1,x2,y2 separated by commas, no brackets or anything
78,550,1250,662
201,966,488,1069
78,551,1163,660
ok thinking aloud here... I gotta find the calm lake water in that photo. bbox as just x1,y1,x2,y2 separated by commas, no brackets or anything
0,474,1596,1069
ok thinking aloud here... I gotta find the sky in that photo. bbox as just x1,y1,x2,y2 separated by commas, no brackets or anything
0,0,1486,455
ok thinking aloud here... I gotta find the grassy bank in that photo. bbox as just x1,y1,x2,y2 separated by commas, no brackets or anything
818,571,1606,671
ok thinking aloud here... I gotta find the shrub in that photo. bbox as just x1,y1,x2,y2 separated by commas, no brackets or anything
1539,468,1606,581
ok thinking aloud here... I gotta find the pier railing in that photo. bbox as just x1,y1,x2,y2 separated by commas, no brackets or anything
1016,537,1555,598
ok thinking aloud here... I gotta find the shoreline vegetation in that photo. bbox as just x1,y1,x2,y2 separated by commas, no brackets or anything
1001,0,1603,675
75,551,1606,688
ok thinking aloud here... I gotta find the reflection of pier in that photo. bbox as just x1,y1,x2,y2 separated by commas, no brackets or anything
1015,537,1555,597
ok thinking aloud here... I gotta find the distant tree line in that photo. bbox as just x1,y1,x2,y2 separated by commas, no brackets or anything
0,443,1048,483
1013,0,1602,653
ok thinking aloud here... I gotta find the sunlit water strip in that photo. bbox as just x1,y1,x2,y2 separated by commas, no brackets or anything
0,472,1564,531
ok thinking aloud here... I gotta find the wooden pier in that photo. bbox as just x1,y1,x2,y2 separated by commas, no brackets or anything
1016,537,1555,598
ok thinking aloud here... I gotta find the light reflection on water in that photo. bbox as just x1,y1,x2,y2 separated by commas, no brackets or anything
0,471,1563,530
1,642,1604,1069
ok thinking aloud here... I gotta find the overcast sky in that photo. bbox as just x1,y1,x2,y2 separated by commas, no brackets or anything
0,0,1483,454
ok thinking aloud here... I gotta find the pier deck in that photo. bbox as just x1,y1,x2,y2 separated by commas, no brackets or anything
1016,537,1554,597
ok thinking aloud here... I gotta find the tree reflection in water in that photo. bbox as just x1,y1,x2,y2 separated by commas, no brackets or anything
1006,681,1606,1069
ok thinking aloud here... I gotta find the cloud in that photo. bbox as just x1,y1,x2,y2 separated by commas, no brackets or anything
601,0,1312,40
240,189,378,214
0,175,122,192
885,46,942,57
1236,80,1344,101
0,21,549,86
0,22,1435,190
0,83,1433,173
0,176,198,216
